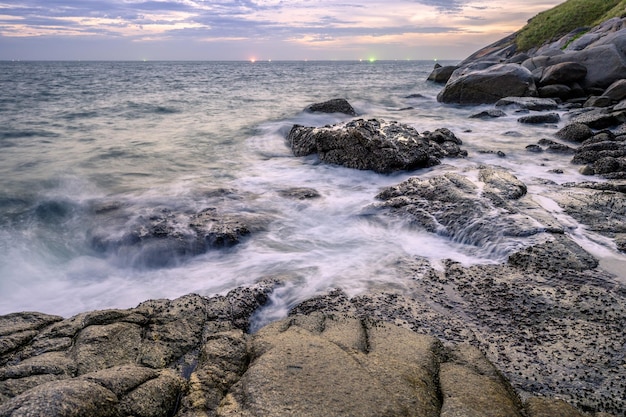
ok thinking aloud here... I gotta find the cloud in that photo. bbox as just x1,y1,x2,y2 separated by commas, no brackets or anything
0,0,565,59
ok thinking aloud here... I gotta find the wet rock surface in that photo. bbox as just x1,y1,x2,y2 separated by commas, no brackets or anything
287,118,466,173
304,98,357,116
89,204,270,267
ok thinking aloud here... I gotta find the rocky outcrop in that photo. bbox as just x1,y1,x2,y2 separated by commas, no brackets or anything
287,119,466,173
304,98,357,116
1,304,607,417
89,206,269,267
374,168,561,255
437,64,537,104
436,17,626,105
0,279,279,416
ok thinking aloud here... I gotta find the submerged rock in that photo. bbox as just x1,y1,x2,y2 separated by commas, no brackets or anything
517,113,560,124
287,119,466,173
495,97,558,111
90,207,269,267
304,98,357,116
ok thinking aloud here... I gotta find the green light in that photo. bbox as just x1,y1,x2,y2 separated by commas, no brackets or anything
369,57,376,63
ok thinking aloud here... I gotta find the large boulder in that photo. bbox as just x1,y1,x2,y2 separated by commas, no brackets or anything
523,42,626,89
538,62,588,86
286,119,466,173
427,65,459,84
437,64,537,105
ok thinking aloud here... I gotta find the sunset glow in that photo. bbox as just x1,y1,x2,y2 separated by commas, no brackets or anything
0,1,565,60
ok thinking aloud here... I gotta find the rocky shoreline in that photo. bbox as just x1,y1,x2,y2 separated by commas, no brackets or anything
2,16,626,417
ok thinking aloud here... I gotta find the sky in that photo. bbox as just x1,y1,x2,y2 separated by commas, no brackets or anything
0,0,565,61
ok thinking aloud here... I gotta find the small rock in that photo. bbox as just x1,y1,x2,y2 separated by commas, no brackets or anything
495,97,558,111
555,123,594,143
469,109,507,119
518,113,561,124
305,99,357,116
584,96,613,108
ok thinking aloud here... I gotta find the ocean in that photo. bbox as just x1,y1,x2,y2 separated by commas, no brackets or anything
1,60,624,320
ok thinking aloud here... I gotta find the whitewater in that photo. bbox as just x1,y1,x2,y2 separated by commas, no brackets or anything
1,60,624,318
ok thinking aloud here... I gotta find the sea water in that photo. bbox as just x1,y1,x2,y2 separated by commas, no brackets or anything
1,60,624,318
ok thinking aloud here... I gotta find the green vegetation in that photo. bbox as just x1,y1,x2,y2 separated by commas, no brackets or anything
515,0,626,51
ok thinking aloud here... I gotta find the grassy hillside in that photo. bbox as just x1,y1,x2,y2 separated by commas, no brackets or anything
516,0,626,51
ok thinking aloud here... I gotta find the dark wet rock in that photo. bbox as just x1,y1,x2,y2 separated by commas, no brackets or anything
603,78,626,102
508,234,598,271
536,139,575,154
517,113,560,124
495,97,558,111
538,62,587,86
90,207,269,267
571,131,626,178
305,98,356,116
478,166,527,200
526,144,543,153
437,64,537,105
287,119,466,173
569,108,625,129
427,65,459,84
538,84,572,100
405,93,427,99
477,150,506,157
374,169,559,250
277,187,321,200
554,183,626,240
554,122,594,143
584,95,614,108
469,109,507,119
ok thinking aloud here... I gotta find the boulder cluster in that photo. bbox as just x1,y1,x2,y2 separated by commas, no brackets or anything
432,17,626,106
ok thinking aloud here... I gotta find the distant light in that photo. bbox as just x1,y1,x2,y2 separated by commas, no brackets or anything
250,57,256,63
369,57,376,63
268,59,272,62
359,58,363,62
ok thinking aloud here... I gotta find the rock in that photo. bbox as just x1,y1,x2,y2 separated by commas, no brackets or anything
288,252,626,416
305,98,356,116
478,166,527,200
525,397,587,417
554,122,594,143
569,108,625,129
90,207,269,267
220,314,445,417
526,144,543,153
517,113,560,124
427,65,458,84
277,187,321,200
439,345,524,417
437,64,537,105
603,78,626,102
495,97,558,111
571,131,626,178
287,119,466,173
469,109,507,119
538,62,587,86
554,183,626,239
508,234,598,271
374,170,556,250
584,95,613,108
536,138,575,154
538,84,572,99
